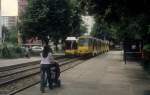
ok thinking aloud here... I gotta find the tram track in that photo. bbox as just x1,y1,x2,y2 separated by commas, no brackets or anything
0,56,66,72
0,56,85,95
0,58,79,86
0,57,70,79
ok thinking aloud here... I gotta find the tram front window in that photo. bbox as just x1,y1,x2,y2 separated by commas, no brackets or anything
65,41,77,49
72,41,78,49
79,39,89,46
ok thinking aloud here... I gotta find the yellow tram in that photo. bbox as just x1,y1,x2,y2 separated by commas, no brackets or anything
78,36,109,56
64,36,110,56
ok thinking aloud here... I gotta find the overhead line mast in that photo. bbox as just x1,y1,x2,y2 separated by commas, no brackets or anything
0,0,2,44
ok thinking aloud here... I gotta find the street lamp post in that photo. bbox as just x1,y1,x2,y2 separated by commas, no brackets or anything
0,0,2,45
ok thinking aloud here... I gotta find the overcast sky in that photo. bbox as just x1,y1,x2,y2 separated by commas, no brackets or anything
1,0,18,16
82,16,95,35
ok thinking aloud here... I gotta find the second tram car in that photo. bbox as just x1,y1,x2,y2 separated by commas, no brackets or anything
78,36,109,56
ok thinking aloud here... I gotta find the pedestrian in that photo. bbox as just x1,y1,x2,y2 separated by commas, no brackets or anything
40,45,55,93
25,47,30,58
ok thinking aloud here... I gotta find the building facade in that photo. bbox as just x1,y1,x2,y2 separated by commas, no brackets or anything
2,16,17,28
0,0,28,44
2,0,28,28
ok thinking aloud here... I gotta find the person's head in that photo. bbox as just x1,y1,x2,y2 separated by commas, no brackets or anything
42,45,50,58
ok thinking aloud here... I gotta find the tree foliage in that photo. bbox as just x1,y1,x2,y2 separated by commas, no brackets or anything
80,0,150,21
2,26,9,42
2,26,18,44
91,20,118,44
20,0,86,45
69,0,87,36
82,0,150,43
20,0,71,44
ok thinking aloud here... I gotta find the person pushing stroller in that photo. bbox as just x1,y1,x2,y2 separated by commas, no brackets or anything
40,45,61,93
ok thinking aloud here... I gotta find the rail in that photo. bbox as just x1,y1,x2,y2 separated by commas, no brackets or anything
0,56,84,95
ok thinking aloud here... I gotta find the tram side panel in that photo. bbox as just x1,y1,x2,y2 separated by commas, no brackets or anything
77,36,110,56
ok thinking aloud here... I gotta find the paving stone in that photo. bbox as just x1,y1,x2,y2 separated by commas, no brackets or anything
15,51,150,95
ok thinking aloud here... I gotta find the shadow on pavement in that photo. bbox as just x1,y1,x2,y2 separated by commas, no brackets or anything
144,90,150,95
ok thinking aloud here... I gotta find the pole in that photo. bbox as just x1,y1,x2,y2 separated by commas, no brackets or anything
0,0,2,45
124,51,127,64
123,41,127,64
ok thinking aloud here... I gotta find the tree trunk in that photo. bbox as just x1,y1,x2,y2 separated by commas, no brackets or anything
54,43,58,52
61,40,65,51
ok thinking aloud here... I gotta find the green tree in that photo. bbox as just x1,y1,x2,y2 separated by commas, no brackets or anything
20,0,86,49
3,26,18,44
80,0,150,21
20,0,72,45
2,26,9,43
83,0,150,44
91,20,118,42
69,0,87,37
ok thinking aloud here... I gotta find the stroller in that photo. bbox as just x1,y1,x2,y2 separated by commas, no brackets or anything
49,62,61,88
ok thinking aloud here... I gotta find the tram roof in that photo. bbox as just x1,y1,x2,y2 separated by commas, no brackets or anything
79,36,102,40
79,36,110,43
66,37,77,41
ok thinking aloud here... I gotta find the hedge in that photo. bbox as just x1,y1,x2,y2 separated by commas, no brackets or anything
0,44,26,59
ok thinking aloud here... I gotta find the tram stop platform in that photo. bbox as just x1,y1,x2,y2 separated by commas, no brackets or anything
15,51,150,95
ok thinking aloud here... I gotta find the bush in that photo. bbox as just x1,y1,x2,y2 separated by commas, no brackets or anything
1,45,11,58
0,44,26,59
143,44,150,52
143,44,150,60
142,44,150,72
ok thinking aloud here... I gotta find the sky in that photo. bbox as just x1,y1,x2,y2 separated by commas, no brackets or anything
82,16,95,35
1,0,18,16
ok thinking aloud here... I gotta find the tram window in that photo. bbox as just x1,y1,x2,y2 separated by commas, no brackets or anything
72,41,78,49
65,41,72,49
79,39,89,46
65,41,77,49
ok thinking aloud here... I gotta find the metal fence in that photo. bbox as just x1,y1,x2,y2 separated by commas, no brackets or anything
123,40,143,64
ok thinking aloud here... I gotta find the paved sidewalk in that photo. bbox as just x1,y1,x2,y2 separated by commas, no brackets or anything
15,51,150,95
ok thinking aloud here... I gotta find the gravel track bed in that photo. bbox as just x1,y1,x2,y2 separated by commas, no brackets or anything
0,57,82,95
